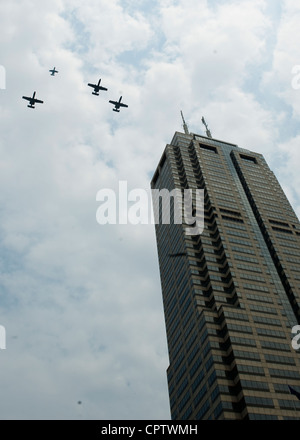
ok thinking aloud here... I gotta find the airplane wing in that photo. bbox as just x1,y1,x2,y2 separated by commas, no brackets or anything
100,86,108,91
22,96,31,101
88,83,96,88
119,103,128,108
34,99,44,104
109,100,118,106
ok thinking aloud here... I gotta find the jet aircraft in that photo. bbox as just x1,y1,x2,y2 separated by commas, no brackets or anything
109,96,128,112
22,91,44,109
49,67,58,76
87,79,108,95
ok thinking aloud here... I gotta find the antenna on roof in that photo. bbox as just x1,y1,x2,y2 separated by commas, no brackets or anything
180,111,189,135
201,116,212,138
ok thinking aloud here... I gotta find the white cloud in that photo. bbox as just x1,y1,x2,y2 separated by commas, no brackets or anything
260,0,300,214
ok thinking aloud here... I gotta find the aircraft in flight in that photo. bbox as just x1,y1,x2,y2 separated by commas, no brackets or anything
49,67,58,76
109,96,128,112
87,79,108,95
22,91,44,109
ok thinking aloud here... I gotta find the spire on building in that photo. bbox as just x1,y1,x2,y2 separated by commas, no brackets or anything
201,116,212,138
180,110,189,135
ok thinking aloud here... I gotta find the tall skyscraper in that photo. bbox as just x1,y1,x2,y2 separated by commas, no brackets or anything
151,125,300,420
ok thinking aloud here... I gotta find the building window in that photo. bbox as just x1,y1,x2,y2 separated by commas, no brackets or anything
240,154,257,164
269,219,290,228
200,143,218,154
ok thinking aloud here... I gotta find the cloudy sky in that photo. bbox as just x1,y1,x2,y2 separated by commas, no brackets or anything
0,0,299,420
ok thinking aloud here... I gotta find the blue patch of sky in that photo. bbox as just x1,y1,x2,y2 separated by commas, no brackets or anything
61,9,91,55
242,63,298,147
207,0,228,12
116,0,167,71
121,0,160,16
116,46,156,77
115,27,168,70
242,0,282,95
0,289,20,312
116,48,148,71
0,249,22,309
106,159,115,168
0,246,25,274
61,3,166,80
147,170,155,182
109,117,122,137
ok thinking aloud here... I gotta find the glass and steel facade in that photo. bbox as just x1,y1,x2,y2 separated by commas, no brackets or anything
151,131,300,420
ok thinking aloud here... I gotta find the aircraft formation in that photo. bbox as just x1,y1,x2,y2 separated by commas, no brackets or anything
22,67,128,112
